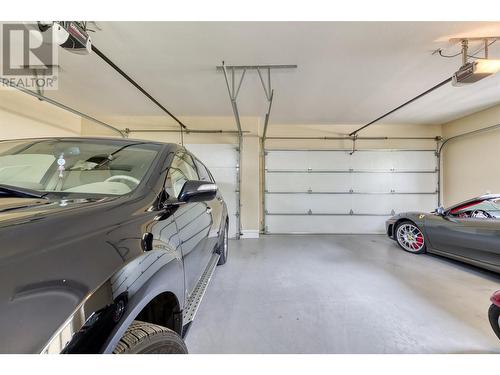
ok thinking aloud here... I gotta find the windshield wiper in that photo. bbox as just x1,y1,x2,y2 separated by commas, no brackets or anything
0,184,47,199
93,142,148,169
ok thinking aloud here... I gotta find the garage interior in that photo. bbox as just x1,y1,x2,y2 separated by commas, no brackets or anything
1,21,500,353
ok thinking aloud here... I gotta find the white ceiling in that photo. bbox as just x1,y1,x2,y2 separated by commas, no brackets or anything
19,22,500,124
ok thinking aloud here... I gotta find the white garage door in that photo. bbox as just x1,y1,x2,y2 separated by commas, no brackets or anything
264,149,438,234
186,144,239,238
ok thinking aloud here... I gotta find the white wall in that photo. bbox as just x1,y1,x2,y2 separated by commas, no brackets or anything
0,89,81,139
441,103,500,207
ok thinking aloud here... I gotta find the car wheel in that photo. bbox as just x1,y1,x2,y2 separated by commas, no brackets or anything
395,220,426,254
217,223,229,266
113,320,188,354
488,304,500,340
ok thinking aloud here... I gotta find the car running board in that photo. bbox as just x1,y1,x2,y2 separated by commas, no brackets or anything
182,252,220,337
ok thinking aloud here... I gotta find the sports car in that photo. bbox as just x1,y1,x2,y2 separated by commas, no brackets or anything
386,194,500,273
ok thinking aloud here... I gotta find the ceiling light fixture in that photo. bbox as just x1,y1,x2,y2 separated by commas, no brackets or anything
452,37,500,86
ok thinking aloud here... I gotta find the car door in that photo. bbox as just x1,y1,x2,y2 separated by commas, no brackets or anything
426,203,500,267
193,156,223,251
166,152,213,296
451,218,500,267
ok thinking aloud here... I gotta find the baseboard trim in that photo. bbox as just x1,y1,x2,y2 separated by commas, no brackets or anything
241,230,260,239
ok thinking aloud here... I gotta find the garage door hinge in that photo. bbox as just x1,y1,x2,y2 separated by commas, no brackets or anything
307,209,313,215
390,189,395,193
308,188,312,193
349,189,353,193
349,209,354,215
391,209,395,215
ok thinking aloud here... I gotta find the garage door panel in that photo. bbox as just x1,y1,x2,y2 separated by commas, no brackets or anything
266,193,353,213
266,150,350,170
187,144,238,168
351,151,393,170
266,215,389,234
186,144,238,238
351,194,394,214
392,173,436,192
267,173,352,192
392,194,437,213
352,173,392,192
392,151,437,171
306,151,350,169
265,149,438,234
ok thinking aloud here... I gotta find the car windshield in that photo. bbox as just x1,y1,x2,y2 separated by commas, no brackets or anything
0,139,160,196
449,198,500,219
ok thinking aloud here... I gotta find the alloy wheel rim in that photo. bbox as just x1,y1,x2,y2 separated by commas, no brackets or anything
397,223,424,252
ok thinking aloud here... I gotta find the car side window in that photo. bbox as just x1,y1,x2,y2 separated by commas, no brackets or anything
450,199,500,219
165,153,199,199
194,158,213,182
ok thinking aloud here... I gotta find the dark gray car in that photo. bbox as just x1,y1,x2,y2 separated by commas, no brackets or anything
0,137,229,353
386,194,500,273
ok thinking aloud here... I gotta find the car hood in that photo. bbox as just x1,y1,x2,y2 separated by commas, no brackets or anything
0,196,111,225
0,196,132,353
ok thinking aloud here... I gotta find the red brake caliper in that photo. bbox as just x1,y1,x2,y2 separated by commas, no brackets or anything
415,233,424,249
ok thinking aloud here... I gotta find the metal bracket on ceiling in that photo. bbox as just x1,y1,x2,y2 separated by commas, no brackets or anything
220,62,245,137
449,36,500,65
217,63,297,142
219,63,297,238
257,67,274,143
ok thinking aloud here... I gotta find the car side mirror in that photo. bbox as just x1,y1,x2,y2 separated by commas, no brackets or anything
435,206,446,216
178,180,217,203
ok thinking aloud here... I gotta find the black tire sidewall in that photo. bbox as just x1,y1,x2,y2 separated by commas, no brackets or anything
217,222,228,265
488,304,500,340
114,321,188,354
129,331,187,354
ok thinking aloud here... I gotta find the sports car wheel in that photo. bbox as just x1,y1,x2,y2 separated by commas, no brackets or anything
488,304,500,340
395,221,426,254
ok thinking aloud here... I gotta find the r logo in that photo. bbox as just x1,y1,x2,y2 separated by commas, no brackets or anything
1,23,56,76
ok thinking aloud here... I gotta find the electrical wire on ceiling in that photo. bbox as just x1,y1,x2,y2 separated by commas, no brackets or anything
437,39,498,59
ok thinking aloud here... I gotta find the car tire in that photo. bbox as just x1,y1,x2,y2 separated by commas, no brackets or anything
395,220,426,254
488,304,500,340
113,320,188,354
217,222,229,266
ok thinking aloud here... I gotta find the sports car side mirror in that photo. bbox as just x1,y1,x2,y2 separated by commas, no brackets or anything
178,180,218,203
435,206,446,216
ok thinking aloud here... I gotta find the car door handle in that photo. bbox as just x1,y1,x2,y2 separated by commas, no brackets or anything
206,207,212,214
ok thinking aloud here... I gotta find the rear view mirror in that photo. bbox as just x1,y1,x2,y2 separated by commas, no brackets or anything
178,180,217,203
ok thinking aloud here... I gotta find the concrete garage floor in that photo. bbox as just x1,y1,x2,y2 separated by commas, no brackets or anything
185,235,500,353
